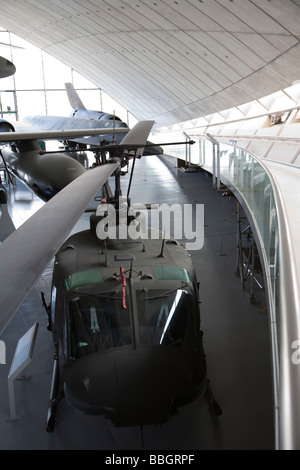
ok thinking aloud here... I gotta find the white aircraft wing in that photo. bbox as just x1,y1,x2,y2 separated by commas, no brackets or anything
0,127,129,143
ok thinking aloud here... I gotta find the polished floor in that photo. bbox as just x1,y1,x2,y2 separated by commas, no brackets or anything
0,155,274,450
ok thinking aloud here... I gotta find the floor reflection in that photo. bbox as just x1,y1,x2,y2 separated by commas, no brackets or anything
1,179,44,232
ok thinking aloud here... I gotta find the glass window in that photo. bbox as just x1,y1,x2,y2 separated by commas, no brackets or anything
0,29,136,135
0,73,14,91
45,90,71,116
51,286,57,324
42,53,72,89
0,91,16,119
17,90,47,117
136,288,195,348
69,293,132,359
13,47,44,90
75,89,101,111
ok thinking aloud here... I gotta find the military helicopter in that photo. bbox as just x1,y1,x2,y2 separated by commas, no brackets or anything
43,135,221,430
0,120,221,431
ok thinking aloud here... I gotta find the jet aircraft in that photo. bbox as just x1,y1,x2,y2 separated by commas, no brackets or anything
0,84,162,201
15,83,130,148
14,83,163,153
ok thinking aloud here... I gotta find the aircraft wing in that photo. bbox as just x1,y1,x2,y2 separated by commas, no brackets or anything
0,120,154,336
0,127,129,143
13,115,129,146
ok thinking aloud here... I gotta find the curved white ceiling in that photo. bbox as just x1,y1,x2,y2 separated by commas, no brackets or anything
1,0,300,128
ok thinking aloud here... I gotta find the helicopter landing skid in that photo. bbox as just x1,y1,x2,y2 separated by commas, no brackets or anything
46,391,64,432
46,356,64,432
205,380,222,416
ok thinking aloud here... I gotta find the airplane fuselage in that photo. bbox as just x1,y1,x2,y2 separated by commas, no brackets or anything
0,81,161,204
1,140,85,201
70,108,123,122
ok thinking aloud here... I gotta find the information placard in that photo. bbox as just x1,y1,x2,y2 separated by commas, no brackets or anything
7,322,39,421
8,322,39,380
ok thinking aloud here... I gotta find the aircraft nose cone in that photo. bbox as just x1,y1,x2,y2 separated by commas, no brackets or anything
63,347,205,426
34,153,86,200
43,153,86,189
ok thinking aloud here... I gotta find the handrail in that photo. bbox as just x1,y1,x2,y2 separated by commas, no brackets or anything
261,160,300,450
203,141,300,450
164,139,300,449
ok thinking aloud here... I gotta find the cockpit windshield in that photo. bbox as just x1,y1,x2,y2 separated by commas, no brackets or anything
136,288,196,349
68,286,198,359
69,292,132,359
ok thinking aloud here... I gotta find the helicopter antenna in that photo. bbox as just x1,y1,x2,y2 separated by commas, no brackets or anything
129,258,133,279
126,152,137,205
104,240,108,267
158,234,166,258
112,110,116,145
158,207,167,258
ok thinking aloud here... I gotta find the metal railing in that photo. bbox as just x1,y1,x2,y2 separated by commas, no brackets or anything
165,138,300,449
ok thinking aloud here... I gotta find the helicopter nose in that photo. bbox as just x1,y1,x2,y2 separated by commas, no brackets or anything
63,346,206,427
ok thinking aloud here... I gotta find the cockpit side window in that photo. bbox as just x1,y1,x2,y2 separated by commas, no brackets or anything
137,288,197,349
68,293,132,359
50,286,57,325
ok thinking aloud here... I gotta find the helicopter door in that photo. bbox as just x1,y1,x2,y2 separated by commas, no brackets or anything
137,288,198,350
50,284,65,341
68,294,133,359
50,286,57,325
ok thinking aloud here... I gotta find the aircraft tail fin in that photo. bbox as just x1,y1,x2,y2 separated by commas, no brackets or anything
65,82,86,110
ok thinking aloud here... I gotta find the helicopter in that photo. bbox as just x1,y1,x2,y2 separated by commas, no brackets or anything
43,134,221,430
0,120,221,431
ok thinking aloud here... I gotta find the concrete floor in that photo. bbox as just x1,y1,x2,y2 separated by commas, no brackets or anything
0,154,274,450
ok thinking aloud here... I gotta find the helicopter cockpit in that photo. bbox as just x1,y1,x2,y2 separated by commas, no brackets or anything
136,287,197,349
67,284,198,360
69,292,132,358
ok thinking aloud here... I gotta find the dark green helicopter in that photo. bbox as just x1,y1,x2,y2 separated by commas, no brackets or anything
0,121,221,432
44,139,221,431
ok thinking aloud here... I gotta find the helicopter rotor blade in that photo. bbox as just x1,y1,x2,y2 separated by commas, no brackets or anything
0,120,155,336
120,120,155,156
0,161,119,336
